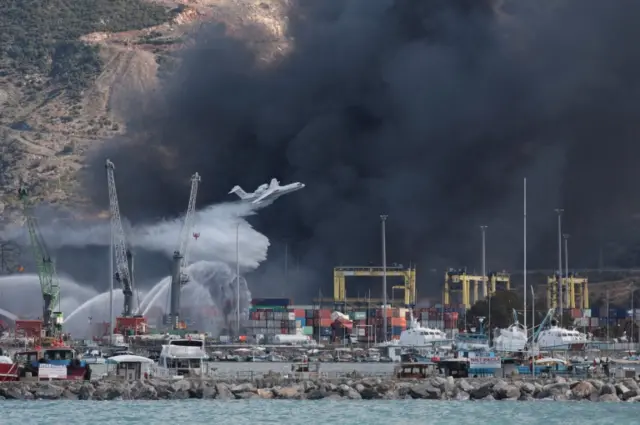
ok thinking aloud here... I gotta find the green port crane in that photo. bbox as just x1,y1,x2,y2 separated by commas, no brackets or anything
18,186,62,337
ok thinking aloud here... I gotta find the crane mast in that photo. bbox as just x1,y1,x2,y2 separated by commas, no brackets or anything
179,172,200,281
105,159,135,317
169,172,201,329
19,187,62,338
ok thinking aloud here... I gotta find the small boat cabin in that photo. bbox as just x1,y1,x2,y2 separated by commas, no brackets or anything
437,358,470,378
395,362,437,379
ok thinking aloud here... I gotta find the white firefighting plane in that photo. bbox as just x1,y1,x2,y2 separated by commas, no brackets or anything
229,178,305,207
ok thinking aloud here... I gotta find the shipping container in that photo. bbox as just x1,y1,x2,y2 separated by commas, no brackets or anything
443,312,459,321
574,317,589,327
302,326,314,335
320,327,332,336
318,318,332,327
590,307,600,318
583,309,592,318
314,310,332,319
391,317,406,327
391,326,404,335
353,312,367,320
305,310,314,319
295,319,305,328
251,298,290,307
590,317,599,327
444,319,456,329
570,308,582,319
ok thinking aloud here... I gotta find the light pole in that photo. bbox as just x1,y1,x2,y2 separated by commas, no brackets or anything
555,209,564,321
481,225,489,337
284,242,289,289
381,215,388,343
109,229,114,346
236,223,240,337
629,283,636,347
523,178,527,339
563,234,570,311
531,284,535,378
481,226,487,299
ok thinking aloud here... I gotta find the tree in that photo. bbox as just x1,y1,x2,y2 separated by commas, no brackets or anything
466,290,522,330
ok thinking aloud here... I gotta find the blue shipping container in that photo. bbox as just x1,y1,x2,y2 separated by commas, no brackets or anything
251,298,290,307
391,326,403,335
320,327,332,336
296,318,306,327
590,307,600,318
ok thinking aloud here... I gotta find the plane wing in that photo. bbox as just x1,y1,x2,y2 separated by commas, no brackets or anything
252,190,272,204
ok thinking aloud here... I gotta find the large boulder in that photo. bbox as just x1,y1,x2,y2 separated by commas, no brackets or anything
570,381,594,399
409,383,441,400
470,381,494,400
215,383,233,400
273,385,302,399
32,383,64,400
492,381,520,400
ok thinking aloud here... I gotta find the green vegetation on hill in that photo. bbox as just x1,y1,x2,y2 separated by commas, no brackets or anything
0,0,175,92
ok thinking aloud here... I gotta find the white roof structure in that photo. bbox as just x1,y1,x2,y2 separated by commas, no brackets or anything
106,355,154,364
160,345,207,359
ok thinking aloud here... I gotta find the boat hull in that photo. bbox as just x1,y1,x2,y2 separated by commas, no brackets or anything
0,364,19,381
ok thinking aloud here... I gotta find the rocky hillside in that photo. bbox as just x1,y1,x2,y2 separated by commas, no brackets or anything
0,0,290,219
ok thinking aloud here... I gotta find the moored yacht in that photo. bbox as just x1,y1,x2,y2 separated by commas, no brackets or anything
378,312,449,347
152,337,210,379
455,318,490,352
534,309,588,351
493,309,527,352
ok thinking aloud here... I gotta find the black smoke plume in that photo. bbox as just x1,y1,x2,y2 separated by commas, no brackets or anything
83,0,640,301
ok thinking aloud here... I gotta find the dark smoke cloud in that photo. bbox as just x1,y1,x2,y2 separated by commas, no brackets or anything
82,0,640,300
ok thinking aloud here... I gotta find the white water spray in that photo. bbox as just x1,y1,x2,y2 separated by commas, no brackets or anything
20,202,270,270
0,274,98,321
0,198,279,337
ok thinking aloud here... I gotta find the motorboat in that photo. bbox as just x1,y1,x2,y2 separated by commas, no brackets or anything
534,309,588,351
378,312,448,347
0,355,18,382
82,348,106,364
493,309,527,352
536,325,588,350
152,337,210,379
13,347,89,380
455,318,490,352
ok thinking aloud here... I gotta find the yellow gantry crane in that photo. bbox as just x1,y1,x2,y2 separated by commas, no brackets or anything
333,265,416,307
444,269,511,309
546,273,589,309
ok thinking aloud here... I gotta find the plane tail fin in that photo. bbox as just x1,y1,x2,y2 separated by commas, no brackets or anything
229,186,250,200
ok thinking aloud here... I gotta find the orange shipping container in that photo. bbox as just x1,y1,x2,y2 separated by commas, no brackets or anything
314,310,332,319
294,309,305,318
444,319,456,329
319,318,333,327
391,317,406,327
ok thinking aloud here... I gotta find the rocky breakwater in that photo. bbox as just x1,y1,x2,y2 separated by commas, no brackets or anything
2,375,640,401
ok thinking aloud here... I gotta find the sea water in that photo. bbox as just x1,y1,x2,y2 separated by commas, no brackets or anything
0,400,638,425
